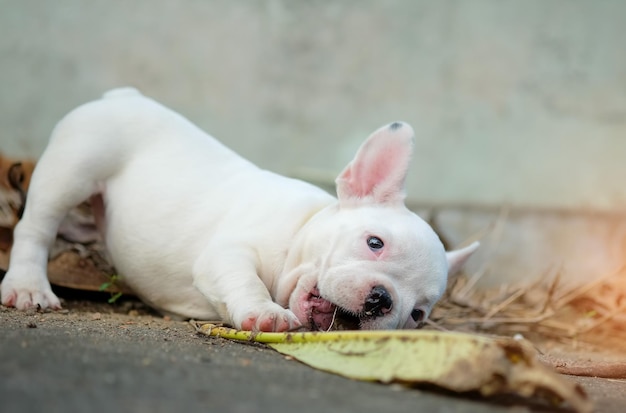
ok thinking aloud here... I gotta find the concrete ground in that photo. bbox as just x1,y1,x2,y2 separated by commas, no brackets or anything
0,296,624,413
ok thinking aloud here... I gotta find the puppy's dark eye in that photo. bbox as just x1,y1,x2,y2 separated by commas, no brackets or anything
367,236,384,251
411,309,424,322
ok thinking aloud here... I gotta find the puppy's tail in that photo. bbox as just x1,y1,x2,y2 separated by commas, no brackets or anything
102,87,142,99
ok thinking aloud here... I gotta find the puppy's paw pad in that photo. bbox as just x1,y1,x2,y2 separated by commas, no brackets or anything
1,270,62,311
1,291,17,307
239,306,300,332
8,289,61,311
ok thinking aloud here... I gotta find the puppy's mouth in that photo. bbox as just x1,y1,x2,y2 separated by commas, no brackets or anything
306,286,361,331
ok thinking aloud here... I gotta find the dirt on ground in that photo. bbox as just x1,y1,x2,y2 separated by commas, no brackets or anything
1,292,189,339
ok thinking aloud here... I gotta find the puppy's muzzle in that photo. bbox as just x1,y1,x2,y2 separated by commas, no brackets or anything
363,285,393,317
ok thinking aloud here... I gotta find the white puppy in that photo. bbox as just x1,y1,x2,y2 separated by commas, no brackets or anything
1,88,478,331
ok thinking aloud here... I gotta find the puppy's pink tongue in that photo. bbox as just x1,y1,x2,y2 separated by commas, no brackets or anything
309,295,336,330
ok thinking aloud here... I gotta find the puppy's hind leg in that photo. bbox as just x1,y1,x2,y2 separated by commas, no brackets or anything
1,140,103,310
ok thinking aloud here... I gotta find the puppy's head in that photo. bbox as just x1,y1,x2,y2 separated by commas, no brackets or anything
284,122,478,330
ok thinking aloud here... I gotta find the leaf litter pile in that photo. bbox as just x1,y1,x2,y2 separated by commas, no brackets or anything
1,155,625,412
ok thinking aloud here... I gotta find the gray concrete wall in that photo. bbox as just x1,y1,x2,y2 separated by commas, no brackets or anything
2,0,625,211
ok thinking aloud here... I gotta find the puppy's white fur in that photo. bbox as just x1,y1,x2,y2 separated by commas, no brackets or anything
1,88,477,331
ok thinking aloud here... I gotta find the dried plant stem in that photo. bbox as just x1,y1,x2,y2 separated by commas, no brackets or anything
456,206,510,299
482,288,526,321
554,266,625,310
573,302,626,335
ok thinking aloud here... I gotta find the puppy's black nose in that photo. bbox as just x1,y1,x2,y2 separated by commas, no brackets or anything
363,285,393,317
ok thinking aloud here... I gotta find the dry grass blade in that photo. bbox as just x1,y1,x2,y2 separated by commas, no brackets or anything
573,302,626,335
553,265,625,310
455,205,510,300
481,288,526,321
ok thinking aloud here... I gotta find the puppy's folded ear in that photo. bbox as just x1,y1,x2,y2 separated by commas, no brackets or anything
336,122,414,206
446,241,480,276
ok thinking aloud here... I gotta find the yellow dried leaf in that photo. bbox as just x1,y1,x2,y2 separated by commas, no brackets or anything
197,324,591,413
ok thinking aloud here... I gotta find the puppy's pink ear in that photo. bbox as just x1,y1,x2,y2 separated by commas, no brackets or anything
336,122,414,205
446,242,479,277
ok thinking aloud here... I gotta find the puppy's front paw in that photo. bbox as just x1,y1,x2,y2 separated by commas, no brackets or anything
1,267,61,310
236,303,301,332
